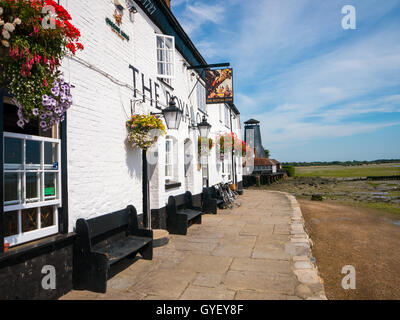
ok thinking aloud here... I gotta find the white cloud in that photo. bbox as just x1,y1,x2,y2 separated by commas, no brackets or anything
179,2,226,36
174,0,400,159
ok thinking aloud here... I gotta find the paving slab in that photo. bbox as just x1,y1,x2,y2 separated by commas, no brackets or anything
193,273,223,288
180,286,236,300
60,190,325,300
230,258,292,274
176,254,233,274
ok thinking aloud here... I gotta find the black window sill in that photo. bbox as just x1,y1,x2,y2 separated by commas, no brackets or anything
0,233,76,264
165,181,182,190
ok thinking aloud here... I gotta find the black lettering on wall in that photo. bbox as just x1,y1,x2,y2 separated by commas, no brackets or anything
154,82,161,110
129,65,139,98
142,74,153,106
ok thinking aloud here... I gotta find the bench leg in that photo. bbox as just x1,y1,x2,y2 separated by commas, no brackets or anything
84,254,109,294
167,215,188,235
139,241,153,260
194,214,202,225
203,199,218,215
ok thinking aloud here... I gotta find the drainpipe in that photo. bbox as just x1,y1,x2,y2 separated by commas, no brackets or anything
229,107,236,186
0,88,4,253
142,149,150,229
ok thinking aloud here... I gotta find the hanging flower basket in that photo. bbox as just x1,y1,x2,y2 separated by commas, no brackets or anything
126,114,166,149
198,136,214,157
217,132,253,158
0,0,84,130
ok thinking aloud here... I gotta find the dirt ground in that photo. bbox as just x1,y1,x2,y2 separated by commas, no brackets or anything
299,200,400,300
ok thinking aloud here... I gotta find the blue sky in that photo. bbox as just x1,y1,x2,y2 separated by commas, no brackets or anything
172,0,400,162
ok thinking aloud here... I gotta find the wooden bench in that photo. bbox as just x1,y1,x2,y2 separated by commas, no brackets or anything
73,205,153,293
166,191,203,235
202,186,225,214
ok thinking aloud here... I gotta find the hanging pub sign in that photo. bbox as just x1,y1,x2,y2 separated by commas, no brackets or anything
205,68,234,104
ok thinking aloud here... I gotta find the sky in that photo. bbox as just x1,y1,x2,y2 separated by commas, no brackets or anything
171,0,400,162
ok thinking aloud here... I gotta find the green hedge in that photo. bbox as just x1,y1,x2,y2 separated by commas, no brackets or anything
283,165,295,177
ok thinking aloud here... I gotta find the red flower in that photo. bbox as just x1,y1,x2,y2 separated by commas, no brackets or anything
66,42,76,55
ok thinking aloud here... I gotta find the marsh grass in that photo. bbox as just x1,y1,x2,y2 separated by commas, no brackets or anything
296,163,400,178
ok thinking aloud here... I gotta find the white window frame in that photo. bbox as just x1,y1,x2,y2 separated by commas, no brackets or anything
225,105,230,128
196,81,206,113
165,138,174,181
3,132,61,247
156,34,175,79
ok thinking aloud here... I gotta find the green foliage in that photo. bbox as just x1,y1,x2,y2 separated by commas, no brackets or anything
126,114,166,149
295,164,400,178
264,149,270,158
283,165,295,177
283,159,400,167
0,0,83,128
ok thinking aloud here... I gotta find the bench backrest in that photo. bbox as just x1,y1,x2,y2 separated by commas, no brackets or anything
167,192,194,215
76,205,139,243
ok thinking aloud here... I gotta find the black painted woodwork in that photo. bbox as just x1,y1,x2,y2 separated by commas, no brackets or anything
202,187,225,214
0,89,4,253
166,191,202,235
73,205,153,293
60,113,69,234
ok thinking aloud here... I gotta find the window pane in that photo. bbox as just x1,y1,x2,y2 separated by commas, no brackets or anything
4,211,19,237
4,138,23,169
22,208,38,233
5,173,20,204
157,36,164,49
26,140,41,167
44,142,58,170
26,172,39,201
41,206,55,228
44,173,56,198
158,62,164,75
165,37,173,49
165,50,171,63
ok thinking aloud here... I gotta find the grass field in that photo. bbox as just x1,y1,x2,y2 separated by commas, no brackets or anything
295,163,400,178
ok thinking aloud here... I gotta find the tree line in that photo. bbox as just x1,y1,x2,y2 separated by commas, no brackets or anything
282,159,400,167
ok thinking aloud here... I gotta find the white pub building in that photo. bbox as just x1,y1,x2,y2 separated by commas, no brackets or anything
0,0,243,299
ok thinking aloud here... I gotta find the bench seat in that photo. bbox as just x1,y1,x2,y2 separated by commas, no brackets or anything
73,205,153,293
179,208,203,220
93,236,152,265
202,186,226,214
167,192,203,235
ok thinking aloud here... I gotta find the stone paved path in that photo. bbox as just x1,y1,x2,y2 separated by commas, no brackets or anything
61,190,326,300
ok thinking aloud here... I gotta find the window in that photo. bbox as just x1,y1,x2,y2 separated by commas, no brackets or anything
202,161,208,188
196,82,206,113
228,161,232,181
156,34,175,79
165,138,173,180
224,105,230,128
4,132,60,246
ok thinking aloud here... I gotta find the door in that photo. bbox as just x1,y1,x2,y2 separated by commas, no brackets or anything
184,139,193,191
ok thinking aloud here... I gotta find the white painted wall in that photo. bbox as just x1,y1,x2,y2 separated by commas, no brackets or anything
59,0,243,231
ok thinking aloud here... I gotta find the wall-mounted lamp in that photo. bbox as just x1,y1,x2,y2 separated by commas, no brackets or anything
151,96,184,130
198,115,212,138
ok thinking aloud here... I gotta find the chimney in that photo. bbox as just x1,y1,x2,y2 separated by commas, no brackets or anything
164,0,171,9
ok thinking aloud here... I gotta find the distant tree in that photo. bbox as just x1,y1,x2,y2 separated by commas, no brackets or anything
264,149,270,158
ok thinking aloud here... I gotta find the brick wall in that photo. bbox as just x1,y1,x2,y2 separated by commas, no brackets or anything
58,0,242,231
